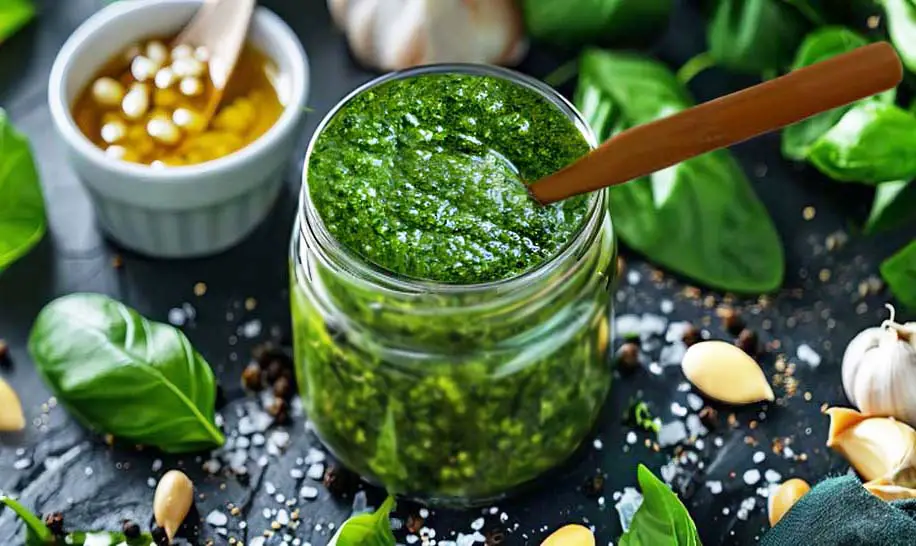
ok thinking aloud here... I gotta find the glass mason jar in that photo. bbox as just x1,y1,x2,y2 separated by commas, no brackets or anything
290,64,617,506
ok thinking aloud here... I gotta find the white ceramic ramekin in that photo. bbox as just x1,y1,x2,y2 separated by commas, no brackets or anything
48,0,309,258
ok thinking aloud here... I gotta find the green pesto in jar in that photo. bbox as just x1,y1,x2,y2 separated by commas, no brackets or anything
307,73,592,284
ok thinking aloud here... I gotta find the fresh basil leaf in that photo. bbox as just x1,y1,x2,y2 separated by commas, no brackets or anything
0,0,34,43
627,401,661,434
881,240,916,309
880,0,916,74
807,101,916,184
0,496,53,545
576,49,784,293
0,108,46,272
522,0,673,48
329,496,396,546
707,0,811,75
781,28,885,160
28,293,225,453
619,465,701,545
864,180,916,234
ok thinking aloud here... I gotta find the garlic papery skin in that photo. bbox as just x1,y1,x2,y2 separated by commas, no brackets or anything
864,478,916,502
327,0,528,72
842,304,916,427
826,407,916,484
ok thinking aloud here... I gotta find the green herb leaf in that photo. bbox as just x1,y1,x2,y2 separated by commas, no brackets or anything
0,496,53,545
0,108,46,272
329,496,397,546
0,0,34,43
619,465,702,545
576,49,784,293
864,180,916,234
706,0,811,75
807,101,916,184
881,240,916,309
879,0,916,74
522,0,673,48
28,293,225,453
781,27,886,160
627,401,661,434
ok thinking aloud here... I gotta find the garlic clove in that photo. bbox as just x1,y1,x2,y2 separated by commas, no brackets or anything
841,326,883,408
825,407,916,483
680,340,775,404
154,470,194,542
767,478,811,527
540,524,595,546
864,478,916,501
0,377,26,432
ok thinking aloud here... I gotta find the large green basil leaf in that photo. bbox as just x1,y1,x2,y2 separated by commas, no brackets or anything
619,465,702,545
881,240,916,309
0,0,34,43
0,108,46,272
28,293,225,453
576,49,784,293
329,496,396,546
807,101,916,184
781,28,887,160
521,0,673,48
707,0,811,75
864,180,916,234
880,0,916,74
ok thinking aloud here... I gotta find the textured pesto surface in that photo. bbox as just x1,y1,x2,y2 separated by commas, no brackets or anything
308,73,591,284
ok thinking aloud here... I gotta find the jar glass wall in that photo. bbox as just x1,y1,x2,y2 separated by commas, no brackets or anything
290,64,616,506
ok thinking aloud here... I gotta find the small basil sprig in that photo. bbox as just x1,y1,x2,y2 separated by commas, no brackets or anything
0,108,46,272
705,0,811,75
879,0,916,74
1,496,154,546
881,240,916,309
865,180,916,234
0,0,34,43
575,49,784,293
329,496,397,546
28,293,225,453
521,0,673,48
619,465,702,545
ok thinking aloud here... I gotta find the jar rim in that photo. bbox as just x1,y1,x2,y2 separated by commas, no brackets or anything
297,63,603,294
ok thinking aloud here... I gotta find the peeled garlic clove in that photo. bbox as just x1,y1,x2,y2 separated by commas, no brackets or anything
826,407,916,483
767,478,810,526
864,479,916,501
680,340,775,404
0,377,26,432
154,470,194,542
540,524,595,546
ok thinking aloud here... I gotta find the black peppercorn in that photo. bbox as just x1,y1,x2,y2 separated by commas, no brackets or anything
252,341,277,366
151,525,169,546
699,407,718,430
582,473,605,498
241,362,263,391
681,324,701,346
323,463,359,498
267,397,290,424
717,306,745,336
485,528,507,545
273,376,293,400
0,339,9,368
265,359,285,384
616,342,640,373
736,328,759,355
406,514,424,533
122,520,141,539
44,512,65,537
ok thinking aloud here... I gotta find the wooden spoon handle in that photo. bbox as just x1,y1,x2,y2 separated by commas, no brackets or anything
529,42,903,205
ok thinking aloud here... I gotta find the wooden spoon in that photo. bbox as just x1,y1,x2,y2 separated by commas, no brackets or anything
528,42,903,205
172,0,256,125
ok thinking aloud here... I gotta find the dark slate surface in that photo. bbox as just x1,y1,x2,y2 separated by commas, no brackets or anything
1,0,914,545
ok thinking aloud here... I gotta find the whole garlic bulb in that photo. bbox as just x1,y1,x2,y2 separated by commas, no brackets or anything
327,0,528,72
842,304,916,426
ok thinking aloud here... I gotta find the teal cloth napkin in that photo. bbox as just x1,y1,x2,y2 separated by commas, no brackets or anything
761,475,916,546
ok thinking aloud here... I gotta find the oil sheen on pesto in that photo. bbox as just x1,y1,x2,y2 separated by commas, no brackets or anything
308,73,591,284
